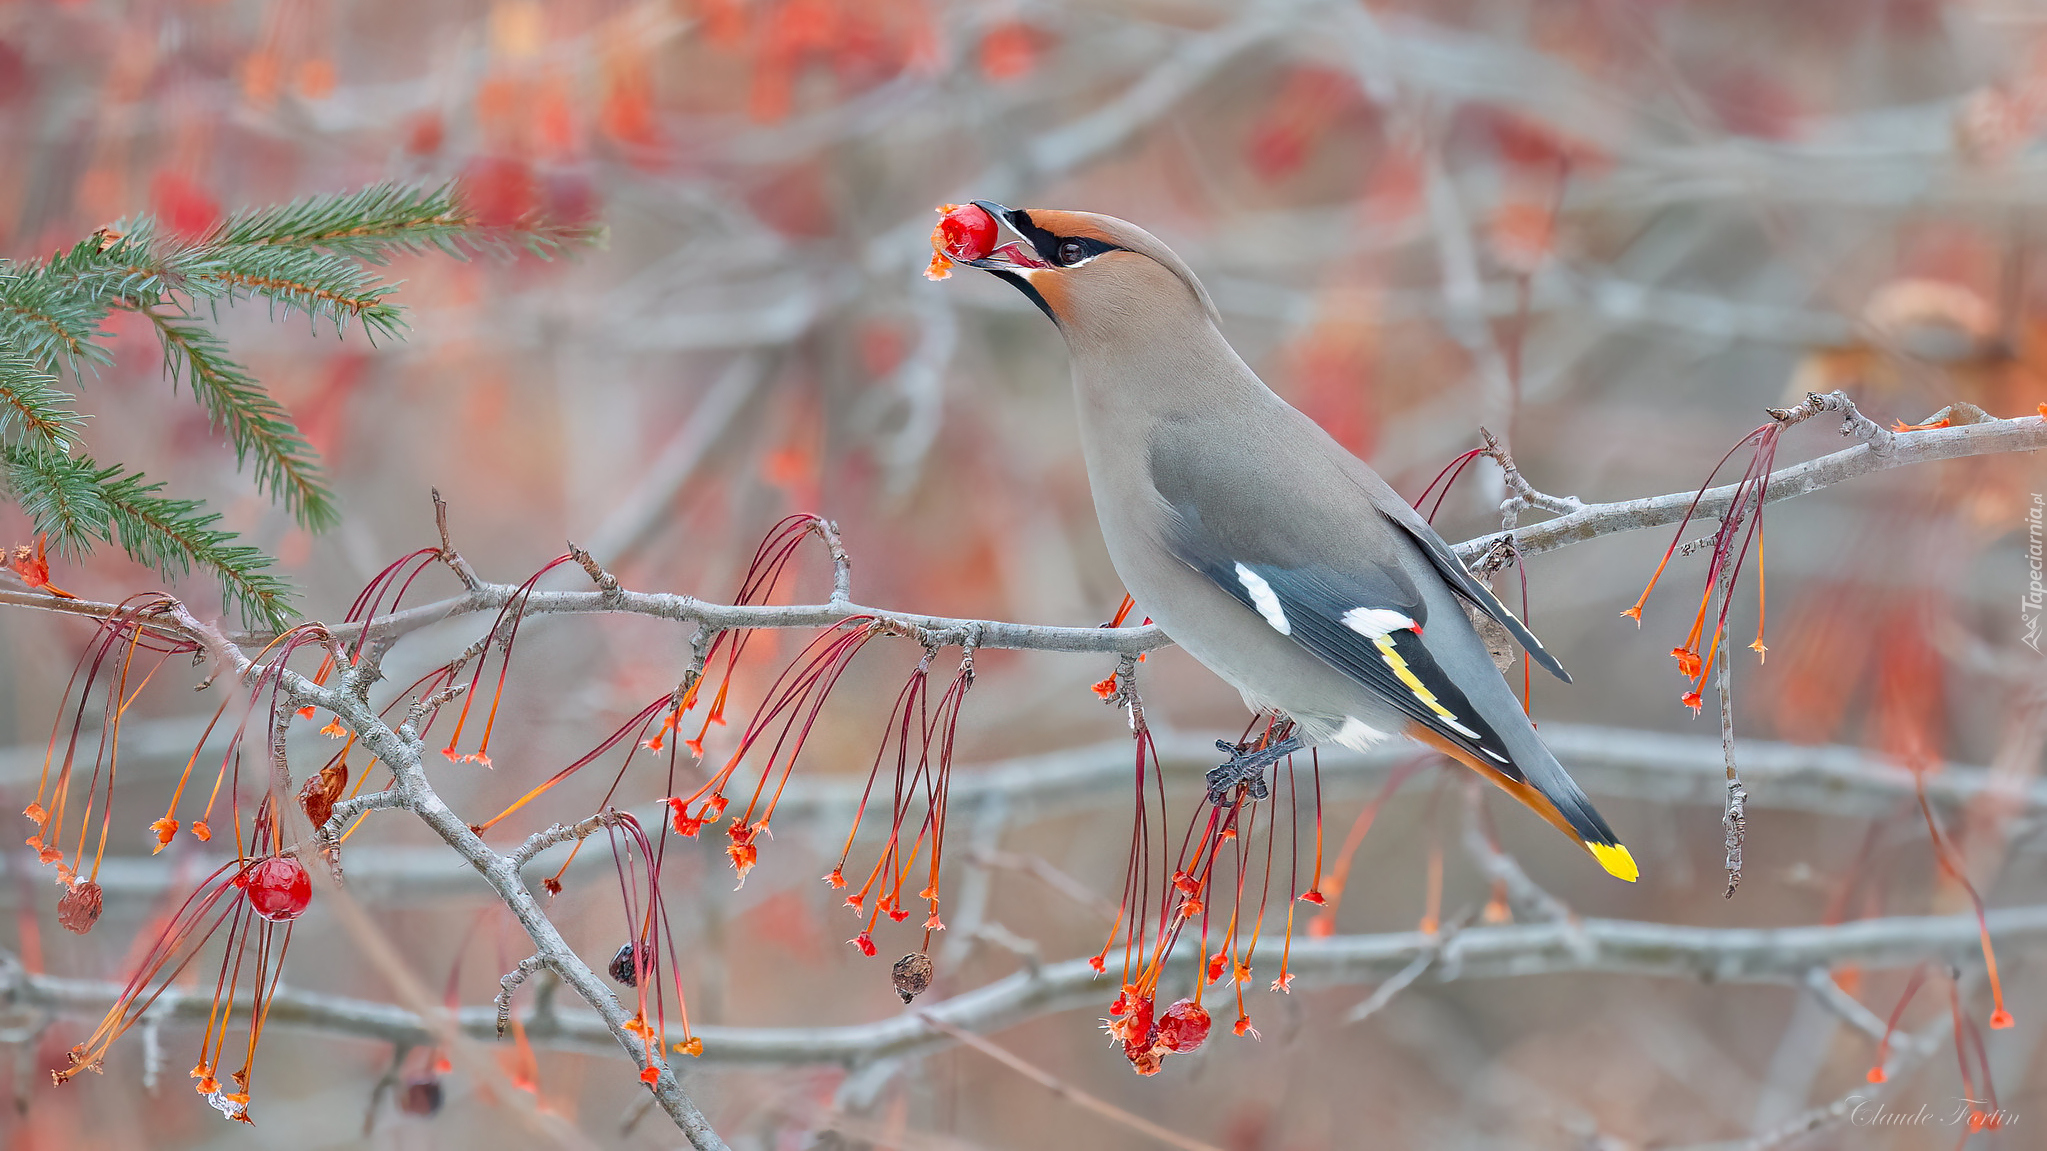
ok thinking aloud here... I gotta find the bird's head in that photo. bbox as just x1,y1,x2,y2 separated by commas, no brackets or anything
937,202,1221,339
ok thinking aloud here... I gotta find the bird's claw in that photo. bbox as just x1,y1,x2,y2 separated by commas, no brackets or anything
1206,736,1301,804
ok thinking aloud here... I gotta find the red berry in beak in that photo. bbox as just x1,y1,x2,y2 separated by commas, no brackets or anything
244,857,312,922
936,203,998,262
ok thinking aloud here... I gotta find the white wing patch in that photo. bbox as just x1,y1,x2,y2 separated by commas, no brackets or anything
1341,607,1420,639
1235,564,1291,635
1332,717,1390,752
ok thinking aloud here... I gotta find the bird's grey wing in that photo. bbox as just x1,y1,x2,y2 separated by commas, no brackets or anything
1149,441,1527,778
1370,495,1571,684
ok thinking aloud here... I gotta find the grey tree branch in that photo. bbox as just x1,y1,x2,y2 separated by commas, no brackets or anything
1457,408,2045,565
7,905,2041,1071
3,409,2038,667
23,723,2047,905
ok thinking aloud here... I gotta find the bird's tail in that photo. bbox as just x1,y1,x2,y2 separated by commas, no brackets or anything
1409,726,1638,882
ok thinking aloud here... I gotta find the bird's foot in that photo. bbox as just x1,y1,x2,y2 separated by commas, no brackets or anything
1206,736,1302,804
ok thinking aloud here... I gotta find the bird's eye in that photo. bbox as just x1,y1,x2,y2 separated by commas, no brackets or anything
1057,239,1087,266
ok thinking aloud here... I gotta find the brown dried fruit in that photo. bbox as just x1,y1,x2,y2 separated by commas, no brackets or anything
399,1076,443,1115
299,761,349,827
57,880,103,934
892,951,934,1003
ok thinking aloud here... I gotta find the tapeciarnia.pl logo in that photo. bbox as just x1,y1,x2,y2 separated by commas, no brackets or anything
2025,492,2043,654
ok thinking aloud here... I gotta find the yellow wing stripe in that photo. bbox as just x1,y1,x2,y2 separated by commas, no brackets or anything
1372,634,1482,739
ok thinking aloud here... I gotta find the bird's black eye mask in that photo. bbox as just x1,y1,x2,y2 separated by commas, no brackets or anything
1006,208,1123,268
967,202,1125,322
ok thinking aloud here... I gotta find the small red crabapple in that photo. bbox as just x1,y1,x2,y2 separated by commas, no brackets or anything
936,203,998,262
243,857,311,922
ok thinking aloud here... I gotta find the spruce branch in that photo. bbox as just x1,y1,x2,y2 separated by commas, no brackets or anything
208,182,474,263
0,349,84,451
0,180,592,626
33,221,188,305
93,464,295,628
0,446,291,626
145,311,337,528
187,243,405,339
208,180,600,264
1,445,114,550
0,268,115,370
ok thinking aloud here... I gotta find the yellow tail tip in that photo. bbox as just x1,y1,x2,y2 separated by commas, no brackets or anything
1589,842,1639,883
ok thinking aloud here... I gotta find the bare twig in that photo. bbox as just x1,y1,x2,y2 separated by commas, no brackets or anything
1479,427,1586,522
1766,389,1896,455
403,682,467,733
913,1011,1226,1151
511,810,627,871
433,488,484,593
568,543,621,601
498,954,546,1037
1460,783,1583,935
324,787,407,831
1717,569,1748,899
1800,968,1888,1041
966,848,1121,922
1345,951,1437,1025
813,517,854,609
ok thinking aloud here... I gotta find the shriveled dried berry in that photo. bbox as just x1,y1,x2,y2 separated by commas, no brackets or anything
299,761,349,827
399,1075,443,1116
57,880,103,934
892,952,934,1003
610,942,638,986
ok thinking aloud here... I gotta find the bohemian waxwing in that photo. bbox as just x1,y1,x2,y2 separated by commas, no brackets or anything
946,201,1636,882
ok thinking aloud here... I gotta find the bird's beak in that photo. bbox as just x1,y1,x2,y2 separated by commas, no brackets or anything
960,201,1052,272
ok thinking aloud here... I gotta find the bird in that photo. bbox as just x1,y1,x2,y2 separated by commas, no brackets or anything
934,201,1636,882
